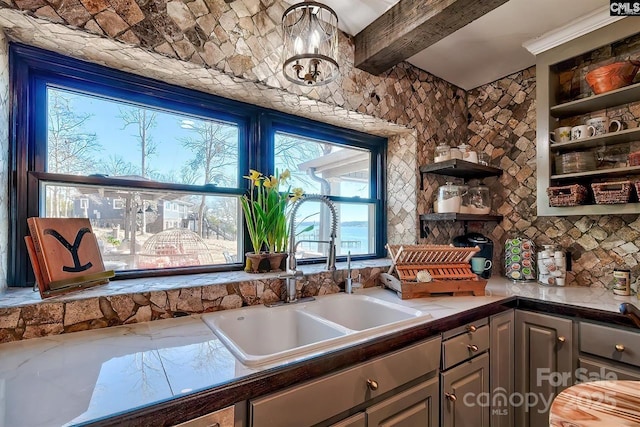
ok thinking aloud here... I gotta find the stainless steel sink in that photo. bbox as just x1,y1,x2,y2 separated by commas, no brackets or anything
202,293,431,367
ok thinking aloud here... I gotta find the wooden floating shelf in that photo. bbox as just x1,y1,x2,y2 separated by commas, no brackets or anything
550,81,640,118
550,127,640,152
419,213,503,222
420,159,503,180
551,165,640,180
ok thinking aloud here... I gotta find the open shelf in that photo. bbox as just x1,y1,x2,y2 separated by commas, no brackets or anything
419,160,502,189
550,81,640,118
419,213,503,222
542,202,640,216
550,165,640,181
550,126,640,152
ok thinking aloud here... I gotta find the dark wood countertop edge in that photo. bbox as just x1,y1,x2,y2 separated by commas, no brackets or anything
81,295,638,426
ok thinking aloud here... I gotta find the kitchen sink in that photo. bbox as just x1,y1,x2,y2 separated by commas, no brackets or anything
303,294,424,331
202,293,432,367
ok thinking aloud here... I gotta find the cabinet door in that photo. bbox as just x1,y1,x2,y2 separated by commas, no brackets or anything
441,352,490,427
366,377,439,427
330,412,366,427
515,311,573,427
490,310,514,427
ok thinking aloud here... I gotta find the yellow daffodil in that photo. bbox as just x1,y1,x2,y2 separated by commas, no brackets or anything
291,187,304,202
279,169,291,183
263,176,278,189
243,169,261,184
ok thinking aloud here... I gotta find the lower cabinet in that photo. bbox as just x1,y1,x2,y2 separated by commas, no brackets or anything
441,352,490,427
515,310,573,427
330,413,366,427
366,377,439,427
249,337,441,427
490,309,514,427
172,405,235,427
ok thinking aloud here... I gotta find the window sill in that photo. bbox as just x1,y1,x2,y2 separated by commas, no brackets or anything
0,258,391,309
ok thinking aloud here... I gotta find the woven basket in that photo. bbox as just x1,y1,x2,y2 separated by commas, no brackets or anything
630,151,640,166
547,184,588,207
591,181,632,204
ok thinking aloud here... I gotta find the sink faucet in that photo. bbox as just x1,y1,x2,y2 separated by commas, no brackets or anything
282,195,338,303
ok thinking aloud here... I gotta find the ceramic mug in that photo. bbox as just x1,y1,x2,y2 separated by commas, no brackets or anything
586,116,622,136
550,126,572,143
471,257,492,274
571,125,595,140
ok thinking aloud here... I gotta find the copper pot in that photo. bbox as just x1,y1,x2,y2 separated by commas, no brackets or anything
585,60,640,94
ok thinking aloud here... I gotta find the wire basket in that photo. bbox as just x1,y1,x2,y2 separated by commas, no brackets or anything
547,184,588,207
591,181,632,205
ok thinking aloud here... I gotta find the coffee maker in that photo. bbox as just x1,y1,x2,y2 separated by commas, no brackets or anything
452,232,494,279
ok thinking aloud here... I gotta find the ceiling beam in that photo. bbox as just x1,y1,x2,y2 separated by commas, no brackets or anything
354,0,509,75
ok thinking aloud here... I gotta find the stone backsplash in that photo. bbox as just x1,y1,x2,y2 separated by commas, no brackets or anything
0,263,385,343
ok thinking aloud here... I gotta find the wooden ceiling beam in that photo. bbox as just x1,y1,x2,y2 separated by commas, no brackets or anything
354,0,509,75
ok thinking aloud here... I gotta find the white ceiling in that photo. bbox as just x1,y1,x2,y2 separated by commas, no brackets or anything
290,0,609,90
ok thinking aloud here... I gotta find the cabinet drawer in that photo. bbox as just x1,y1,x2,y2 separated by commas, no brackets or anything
579,357,640,382
442,318,488,340
250,336,441,427
173,406,234,427
442,324,489,370
580,322,640,368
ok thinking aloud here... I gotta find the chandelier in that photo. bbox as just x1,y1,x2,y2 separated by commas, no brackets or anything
282,1,339,86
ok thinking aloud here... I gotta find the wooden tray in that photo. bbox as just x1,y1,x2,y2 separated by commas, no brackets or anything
382,244,487,299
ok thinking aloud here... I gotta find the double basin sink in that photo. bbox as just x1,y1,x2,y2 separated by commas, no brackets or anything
202,293,432,367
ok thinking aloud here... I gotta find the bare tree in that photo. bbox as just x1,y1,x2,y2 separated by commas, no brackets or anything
47,89,101,216
274,133,325,189
120,108,158,178
181,120,238,236
100,154,137,177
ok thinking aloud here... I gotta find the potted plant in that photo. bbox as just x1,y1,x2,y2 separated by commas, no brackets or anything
240,169,305,273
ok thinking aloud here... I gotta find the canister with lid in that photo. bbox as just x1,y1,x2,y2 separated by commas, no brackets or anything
436,182,461,213
537,244,566,286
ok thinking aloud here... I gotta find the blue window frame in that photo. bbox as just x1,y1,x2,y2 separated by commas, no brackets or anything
8,43,387,287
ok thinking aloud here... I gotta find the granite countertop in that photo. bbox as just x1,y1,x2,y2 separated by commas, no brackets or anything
1,278,639,427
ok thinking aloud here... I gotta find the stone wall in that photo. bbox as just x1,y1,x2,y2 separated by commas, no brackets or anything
467,65,640,288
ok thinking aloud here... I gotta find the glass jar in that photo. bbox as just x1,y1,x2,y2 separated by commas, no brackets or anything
477,152,490,166
468,182,490,214
450,147,463,160
458,144,478,163
458,184,471,213
436,182,461,213
434,143,451,163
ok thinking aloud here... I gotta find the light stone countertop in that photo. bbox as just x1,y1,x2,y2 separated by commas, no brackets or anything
0,278,638,427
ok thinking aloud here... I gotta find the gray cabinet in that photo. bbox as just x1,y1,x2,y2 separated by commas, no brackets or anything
441,352,490,427
366,377,439,427
578,320,640,383
490,310,514,427
249,337,441,427
515,311,573,427
330,413,366,427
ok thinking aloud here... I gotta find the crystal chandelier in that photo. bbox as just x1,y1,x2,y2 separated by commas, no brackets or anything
282,1,339,86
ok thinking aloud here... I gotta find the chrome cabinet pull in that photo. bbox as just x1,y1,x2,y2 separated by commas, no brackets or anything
366,379,379,391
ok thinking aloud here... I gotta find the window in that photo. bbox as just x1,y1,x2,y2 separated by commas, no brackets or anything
9,44,386,286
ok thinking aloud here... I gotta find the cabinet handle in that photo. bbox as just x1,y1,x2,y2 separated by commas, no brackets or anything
467,325,477,333
366,379,379,391
557,336,566,343
445,392,457,402
616,344,625,352
467,344,479,352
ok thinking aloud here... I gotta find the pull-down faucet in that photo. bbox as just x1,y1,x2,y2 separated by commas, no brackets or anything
281,195,338,303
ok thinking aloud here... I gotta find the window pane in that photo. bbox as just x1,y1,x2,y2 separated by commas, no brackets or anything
293,200,375,258
46,87,239,187
40,183,242,270
274,132,370,198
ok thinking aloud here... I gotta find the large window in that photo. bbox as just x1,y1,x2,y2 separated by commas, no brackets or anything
9,44,386,286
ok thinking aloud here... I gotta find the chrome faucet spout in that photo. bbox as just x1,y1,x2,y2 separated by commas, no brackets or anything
286,194,338,301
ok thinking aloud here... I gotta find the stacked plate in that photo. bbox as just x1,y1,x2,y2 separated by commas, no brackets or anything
555,151,596,174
